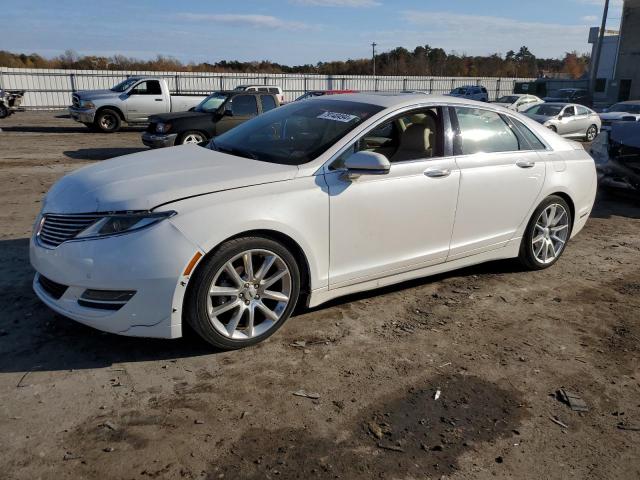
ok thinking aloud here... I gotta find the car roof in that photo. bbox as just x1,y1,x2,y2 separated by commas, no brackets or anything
311,92,493,109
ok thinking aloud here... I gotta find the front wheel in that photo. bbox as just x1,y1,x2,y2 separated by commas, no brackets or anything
177,131,206,145
585,124,598,142
94,109,121,133
519,195,572,270
185,236,301,350
547,125,557,133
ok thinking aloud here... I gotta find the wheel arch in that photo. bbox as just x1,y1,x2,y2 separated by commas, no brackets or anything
186,228,313,309
549,191,575,227
95,105,125,121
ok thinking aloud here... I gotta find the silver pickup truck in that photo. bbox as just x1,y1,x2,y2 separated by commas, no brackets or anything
68,77,207,132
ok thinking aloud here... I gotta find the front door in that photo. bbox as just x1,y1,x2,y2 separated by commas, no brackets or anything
557,105,579,136
448,106,545,259
216,94,259,135
325,107,460,288
125,80,166,122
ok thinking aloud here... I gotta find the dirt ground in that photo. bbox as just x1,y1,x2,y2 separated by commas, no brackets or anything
0,112,639,480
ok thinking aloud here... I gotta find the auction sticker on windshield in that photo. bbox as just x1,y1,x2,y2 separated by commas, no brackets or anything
317,111,359,123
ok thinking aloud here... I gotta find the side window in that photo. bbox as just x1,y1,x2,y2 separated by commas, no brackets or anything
563,106,576,117
231,95,258,116
130,81,162,95
268,88,280,94
453,107,519,155
260,95,277,112
257,87,269,92
509,117,547,151
576,105,590,115
332,107,443,168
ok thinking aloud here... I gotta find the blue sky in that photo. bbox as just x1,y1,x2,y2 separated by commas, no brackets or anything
3,0,622,64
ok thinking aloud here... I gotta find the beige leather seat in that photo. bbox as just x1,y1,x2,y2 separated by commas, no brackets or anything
391,122,432,162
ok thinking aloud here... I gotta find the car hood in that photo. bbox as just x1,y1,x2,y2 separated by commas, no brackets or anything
149,111,210,123
600,112,639,120
42,145,299,214
525,113,552,124
74,89,119,101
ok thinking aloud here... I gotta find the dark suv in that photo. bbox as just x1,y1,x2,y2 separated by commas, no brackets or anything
543,88,592,107
142,91,280,148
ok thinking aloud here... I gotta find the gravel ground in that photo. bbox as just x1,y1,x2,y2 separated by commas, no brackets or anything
0,112,639,480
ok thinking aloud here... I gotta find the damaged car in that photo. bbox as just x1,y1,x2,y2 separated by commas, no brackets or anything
590,122,640,195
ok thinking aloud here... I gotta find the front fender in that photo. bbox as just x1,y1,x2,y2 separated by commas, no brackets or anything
165,176,329,292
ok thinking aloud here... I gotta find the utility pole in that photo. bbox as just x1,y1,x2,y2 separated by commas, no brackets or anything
371,42,377,76
589,0,610,97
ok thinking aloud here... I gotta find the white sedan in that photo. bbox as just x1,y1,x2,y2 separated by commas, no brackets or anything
493,94,543,112
31,94,597,349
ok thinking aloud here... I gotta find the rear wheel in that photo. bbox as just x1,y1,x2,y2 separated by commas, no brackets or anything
0,104,8,119
185,236,300,350
585,124,598,142
177,131,206,145
94,109,121,133
519,195,572,270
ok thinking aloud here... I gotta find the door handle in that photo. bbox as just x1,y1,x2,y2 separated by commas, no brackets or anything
424,168,451,178
155,99,163,101
516,160,535,168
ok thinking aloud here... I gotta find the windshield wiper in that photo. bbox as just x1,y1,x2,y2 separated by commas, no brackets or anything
213,143,258,160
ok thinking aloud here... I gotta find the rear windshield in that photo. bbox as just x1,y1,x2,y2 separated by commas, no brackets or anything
525,104,562,116
209,99,383,165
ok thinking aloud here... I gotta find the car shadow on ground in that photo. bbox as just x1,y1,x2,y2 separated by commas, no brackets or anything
0,236,527,374
0,125,145,134
591,192,640,219
64,148,147,161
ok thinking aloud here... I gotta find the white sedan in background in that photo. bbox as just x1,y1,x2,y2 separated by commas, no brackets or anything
493,94,543,112
31,94,597,350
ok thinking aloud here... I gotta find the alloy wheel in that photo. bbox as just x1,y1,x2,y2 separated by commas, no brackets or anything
586,125,597,141
206,249,291,339
182,133,204,144
531,203,570,264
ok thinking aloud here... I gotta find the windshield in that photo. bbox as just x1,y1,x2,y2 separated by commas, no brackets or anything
295,92,323,101
525,104,562,117
496,96,518,103
111,78,140,92
451,88,467,94
195,92,229,112
555,89,576,99
608,103,640,114
209,99,383,165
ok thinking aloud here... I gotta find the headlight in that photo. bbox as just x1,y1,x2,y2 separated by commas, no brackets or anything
80,100,95,109
156,122,172,133
75,211,176,239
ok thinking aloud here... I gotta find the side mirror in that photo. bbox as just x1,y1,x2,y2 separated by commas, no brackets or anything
557,114,564,120
342,151,390,180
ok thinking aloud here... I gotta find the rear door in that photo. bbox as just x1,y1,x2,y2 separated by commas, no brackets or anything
215,94,259,135
125,80,166,122
448,106,546,260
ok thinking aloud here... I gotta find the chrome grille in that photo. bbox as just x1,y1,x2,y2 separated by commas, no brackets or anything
72,94,80,108
38,214,101,248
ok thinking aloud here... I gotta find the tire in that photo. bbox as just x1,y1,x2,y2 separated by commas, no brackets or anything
185,236,301,350
519,195,572,270
585,124,598,142
548,125,557,133
0,104,8,119
93,109,121,133
177,131,206,145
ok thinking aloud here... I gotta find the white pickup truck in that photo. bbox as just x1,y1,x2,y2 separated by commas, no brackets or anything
68,77,207,132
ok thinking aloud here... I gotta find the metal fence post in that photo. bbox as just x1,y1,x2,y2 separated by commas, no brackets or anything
175,74,180,94
70,73,77,93
496,78,501,100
